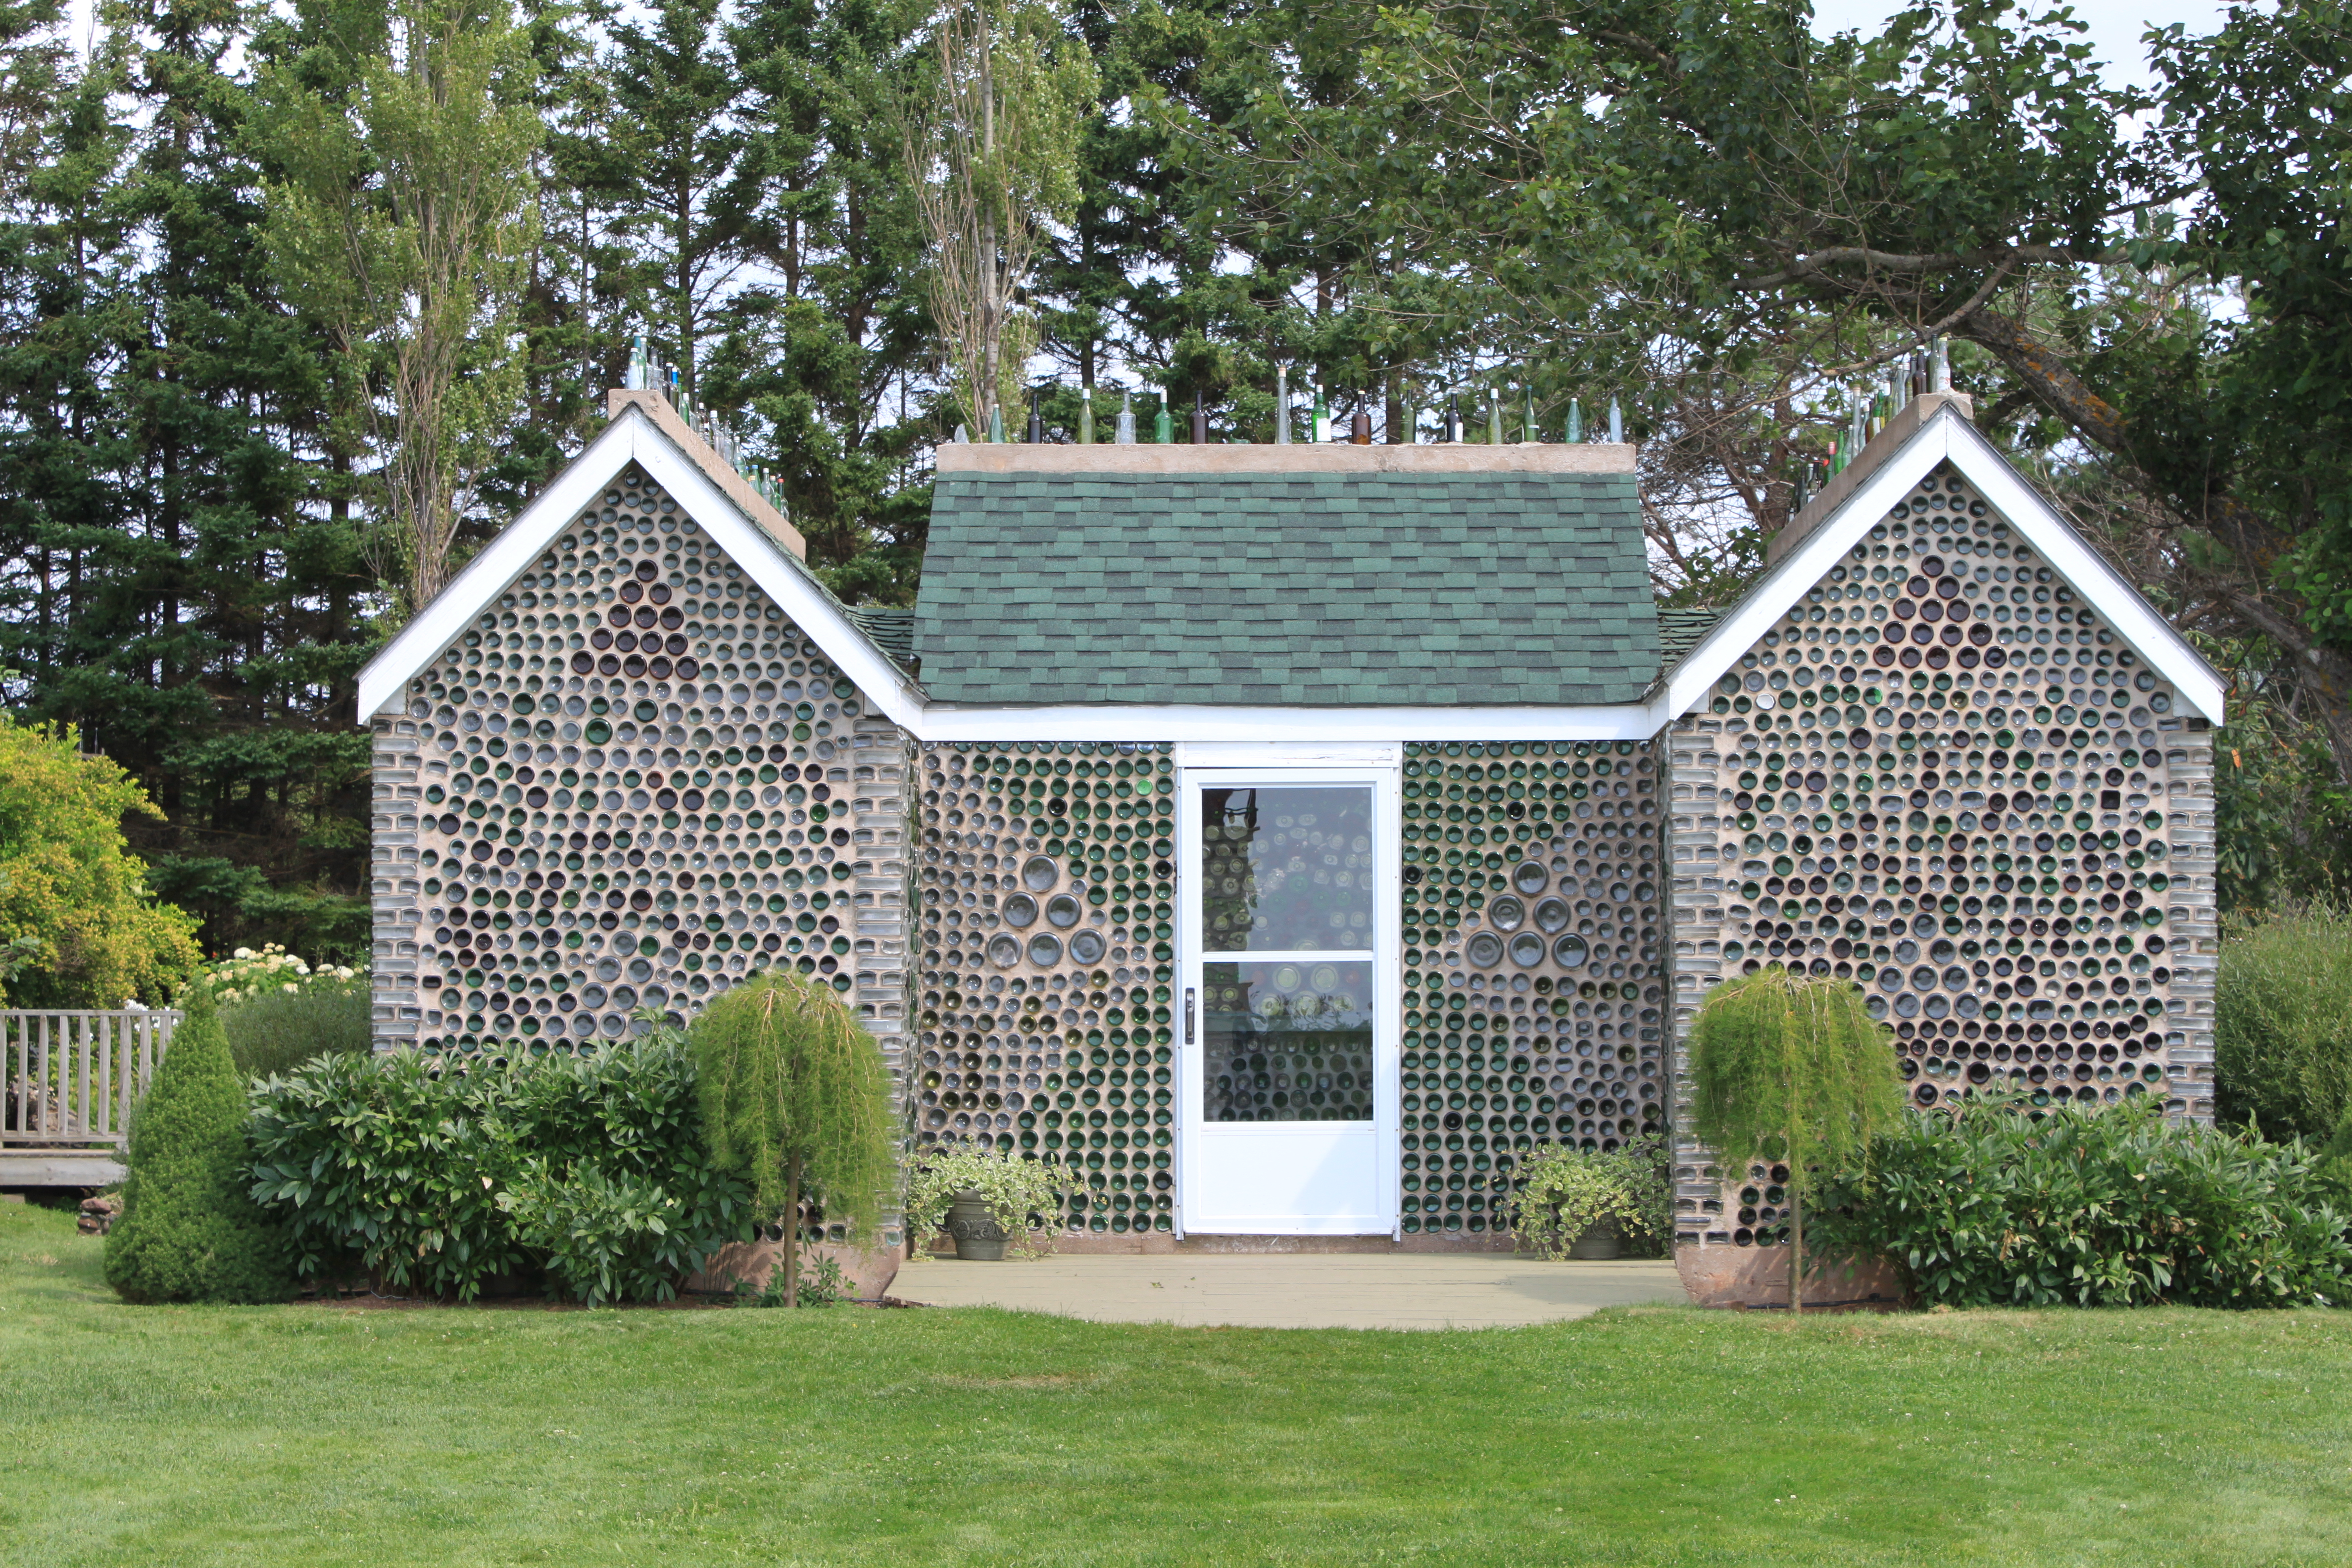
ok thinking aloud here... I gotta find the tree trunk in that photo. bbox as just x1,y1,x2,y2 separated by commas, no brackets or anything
784,1152,802,1309
1789,1191,1804,1316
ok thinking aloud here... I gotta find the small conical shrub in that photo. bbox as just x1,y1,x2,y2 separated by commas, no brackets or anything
105,986,293,1303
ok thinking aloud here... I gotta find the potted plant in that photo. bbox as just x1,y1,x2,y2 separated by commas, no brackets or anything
1506,1138,1666,1260
687,970,897,1306
1687,966,1904,1312
905,1145,1070,1261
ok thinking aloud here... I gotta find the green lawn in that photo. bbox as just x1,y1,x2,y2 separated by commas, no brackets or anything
2,1201,2348,1566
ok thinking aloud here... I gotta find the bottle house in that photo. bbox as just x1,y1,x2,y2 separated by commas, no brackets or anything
356,386,2222,1281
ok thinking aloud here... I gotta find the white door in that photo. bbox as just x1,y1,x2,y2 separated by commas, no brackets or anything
1177,765,1398,1234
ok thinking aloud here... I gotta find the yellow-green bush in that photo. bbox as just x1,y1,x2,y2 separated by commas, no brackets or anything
0,717,200,1008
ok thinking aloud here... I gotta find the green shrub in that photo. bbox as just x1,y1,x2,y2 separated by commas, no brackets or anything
2216,904,2352,1140
903,1144,1071,1258
1506,1137,1671,1260
500,1158,753,1307
221,977,371,1079
247,1041,751,1302
103,988,294,1303
1808,1097,2352,1309
2317,1109,2352,1211
735,1254,849,1308
0,717,202,1008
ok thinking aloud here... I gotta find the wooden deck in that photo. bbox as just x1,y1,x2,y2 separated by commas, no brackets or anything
2,1010,179,1188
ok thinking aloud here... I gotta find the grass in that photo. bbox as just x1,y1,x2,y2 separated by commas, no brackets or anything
2,1201,2350,1566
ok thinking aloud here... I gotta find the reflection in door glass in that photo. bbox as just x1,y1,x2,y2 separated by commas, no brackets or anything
1202,960,1374,1122
1199,786,1374,952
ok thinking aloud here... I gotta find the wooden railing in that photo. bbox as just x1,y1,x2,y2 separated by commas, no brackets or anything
1,1010,181,1152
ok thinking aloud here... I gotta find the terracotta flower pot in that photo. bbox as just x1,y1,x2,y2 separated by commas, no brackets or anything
946,1190,1008,1261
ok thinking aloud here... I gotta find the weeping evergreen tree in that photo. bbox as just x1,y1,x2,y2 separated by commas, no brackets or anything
1688,967,1904,1312
688,969,896,1304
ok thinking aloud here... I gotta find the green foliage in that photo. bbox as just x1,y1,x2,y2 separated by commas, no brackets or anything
103,988,294,1304
0,6,377,968
247,1040,751,1302
687,969,896,1232
2156,1,2352,650
247,1049,520,1298
2211,703,2352,912
903,1144,1070,1258
220,976,372,1081
1690,967,1904,1307
1505,1138,1666,1261
1688,968,1905,1202
0,717,202,1008
2215,904,2352,1141
1809,1097,2352,1309
499,1157,752,1307
908,0,1099,432
2316,1109,2352,1212
735,1253,849,1308
257,0,543,613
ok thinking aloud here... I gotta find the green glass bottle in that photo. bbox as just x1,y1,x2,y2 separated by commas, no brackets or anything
1078,387,1095,444
1154,395,1172,443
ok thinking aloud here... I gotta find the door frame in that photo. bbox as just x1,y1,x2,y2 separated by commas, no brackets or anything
1172,747,1402,1237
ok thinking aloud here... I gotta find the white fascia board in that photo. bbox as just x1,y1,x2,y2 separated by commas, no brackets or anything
1177,741,1403,767
1944,418,2226,722
913,703,1659,744
1653,405,2227,726
357,412,643,720
355,406,923,728
618,425,928,733
1655,416,1951,723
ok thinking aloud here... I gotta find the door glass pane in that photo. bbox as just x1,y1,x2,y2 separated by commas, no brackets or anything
1198,786,1375,952
1202,959,1374,1122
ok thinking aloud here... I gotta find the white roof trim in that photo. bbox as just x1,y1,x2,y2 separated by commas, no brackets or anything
352,406,1666,740
359,412,636,721
919,704,1658,744
620,427,929,732
361,397,2220,742
356,407,926,727
1653,404,2225,725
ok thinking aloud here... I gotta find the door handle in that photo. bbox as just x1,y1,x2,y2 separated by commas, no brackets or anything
1184,986,1196,1044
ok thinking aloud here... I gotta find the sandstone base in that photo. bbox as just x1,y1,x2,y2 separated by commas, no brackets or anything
690,1238,901,1303
1675,1243,1909,1310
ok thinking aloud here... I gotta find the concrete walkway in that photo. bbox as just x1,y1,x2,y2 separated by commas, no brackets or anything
889,1253,1685,1330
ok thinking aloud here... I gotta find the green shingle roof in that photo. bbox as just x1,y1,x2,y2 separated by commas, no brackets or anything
843,604,917,676
1656,606,1724,663
913,471,1659,706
